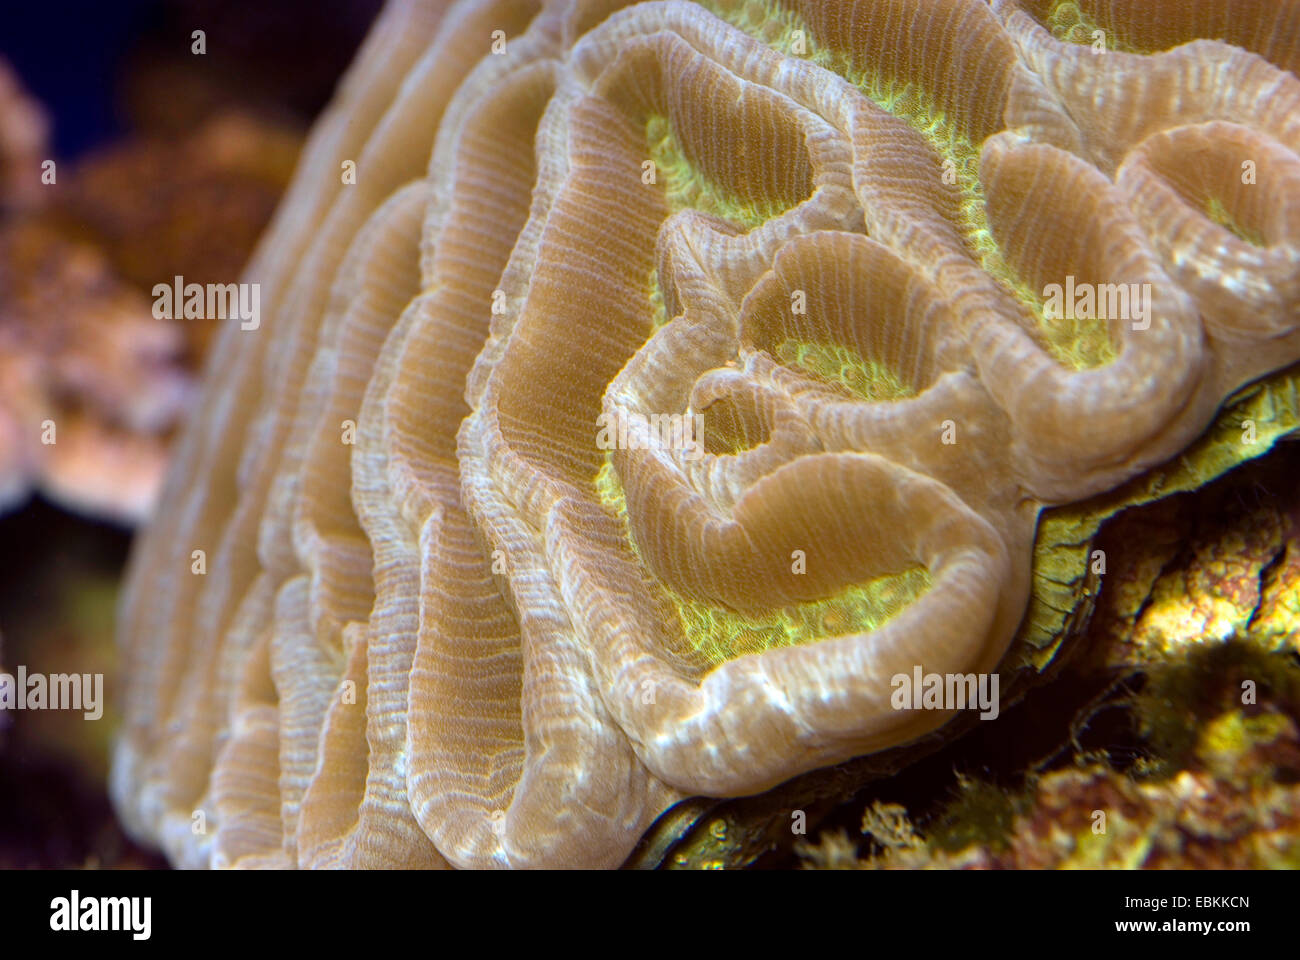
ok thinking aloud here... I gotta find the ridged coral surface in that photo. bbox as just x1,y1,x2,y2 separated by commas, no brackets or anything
112,0,1300,867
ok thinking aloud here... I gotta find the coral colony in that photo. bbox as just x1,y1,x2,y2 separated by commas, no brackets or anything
111,0,1300,867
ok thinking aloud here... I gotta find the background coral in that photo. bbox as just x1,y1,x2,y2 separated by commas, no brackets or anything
0,1,370,867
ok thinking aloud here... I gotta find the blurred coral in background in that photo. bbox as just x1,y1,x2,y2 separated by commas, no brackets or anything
0,72,301,523
0,0,380,867
0,61,47,213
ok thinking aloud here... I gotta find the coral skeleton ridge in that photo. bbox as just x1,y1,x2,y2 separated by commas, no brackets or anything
112,0,1300,867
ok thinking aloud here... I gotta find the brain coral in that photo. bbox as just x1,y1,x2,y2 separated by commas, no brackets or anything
112,0,1300,868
